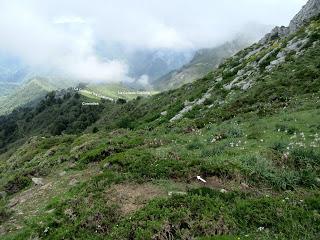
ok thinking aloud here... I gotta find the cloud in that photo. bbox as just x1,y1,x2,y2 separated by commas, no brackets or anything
136,75,150,87
53,16,87,24
0,0,308,83
0,2,128,83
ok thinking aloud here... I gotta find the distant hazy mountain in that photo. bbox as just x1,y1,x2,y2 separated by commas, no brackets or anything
95,42,194,85
0,23,269,113
153,23,272,90
127,49,194,81
0,77,76,115
153,40,247,90
0,55,29,96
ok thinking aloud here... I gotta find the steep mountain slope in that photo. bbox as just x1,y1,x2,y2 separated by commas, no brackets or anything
153,24,271,90
1,2,320,239
154,39,249,90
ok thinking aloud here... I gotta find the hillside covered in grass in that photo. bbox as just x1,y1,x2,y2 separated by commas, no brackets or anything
1,6,320,240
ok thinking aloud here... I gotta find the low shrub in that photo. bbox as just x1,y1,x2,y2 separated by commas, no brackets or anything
4,175,32,195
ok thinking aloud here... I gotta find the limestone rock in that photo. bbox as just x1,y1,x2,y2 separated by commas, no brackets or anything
259,0,320,45
259,26,289,45
32,177,44,186
289,0,320,33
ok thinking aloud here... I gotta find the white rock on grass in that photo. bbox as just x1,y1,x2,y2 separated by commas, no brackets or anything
170,88,213,122
220,189,227,193
32,177,44,186
160,111,167,116
241,80,253,90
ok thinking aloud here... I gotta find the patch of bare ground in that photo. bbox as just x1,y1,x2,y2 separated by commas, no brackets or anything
2,164,100,236
205,176,250,191
106,183,166,215
192,175,277,197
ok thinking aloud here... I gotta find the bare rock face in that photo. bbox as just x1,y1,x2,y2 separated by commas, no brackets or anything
259,26,290,44
259,0,320,44
289,0,320,33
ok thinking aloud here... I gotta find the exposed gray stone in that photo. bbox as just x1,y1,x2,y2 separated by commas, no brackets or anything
289,0,320,33
170,88,213,122
241,80,254,90
32,177,44,186
272,57,286,65
258,49,278,66
286,38,309,51
259,26,289,45
244,47,264,59
237,69,246,76
215,77,223,82
259,0,320,44
276,51,286,59
160,111,167,116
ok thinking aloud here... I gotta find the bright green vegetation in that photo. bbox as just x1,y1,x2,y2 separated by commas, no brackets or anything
1,18,320,239
83,82,146,100
0,79,141,116
0,77,77,116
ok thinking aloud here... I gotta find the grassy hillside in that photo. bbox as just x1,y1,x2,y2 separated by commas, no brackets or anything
82,82,151,101
0,79,139,116
0,77,76,116
0,17,320,239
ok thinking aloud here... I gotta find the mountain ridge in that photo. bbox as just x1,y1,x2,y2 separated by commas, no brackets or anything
0,1,320,239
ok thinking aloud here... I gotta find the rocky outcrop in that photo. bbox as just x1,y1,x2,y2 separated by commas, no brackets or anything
289,0,320,33
170,87,213,122
259,26,290,45
260,0,320,44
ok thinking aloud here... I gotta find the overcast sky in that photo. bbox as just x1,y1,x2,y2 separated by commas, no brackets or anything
0,0,308,82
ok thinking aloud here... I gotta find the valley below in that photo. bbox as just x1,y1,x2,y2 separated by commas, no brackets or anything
1,1,320,239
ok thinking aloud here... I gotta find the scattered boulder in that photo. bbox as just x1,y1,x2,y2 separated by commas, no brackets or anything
258,49,278,66
161,111,167,116
241,182,250,189
32,177,44,186
220,189,228,193
241,80,254,90
266,57,286,71
168,191,187,196
244,46,264,59
259,26,289,45
286,38,309,52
